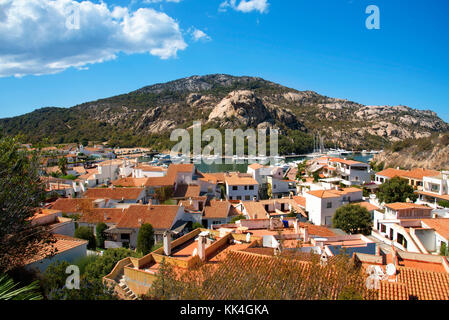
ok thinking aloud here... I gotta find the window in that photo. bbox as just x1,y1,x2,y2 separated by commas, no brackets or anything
326,202,332,208
237,196,242,200
232,186,238,191
249,185,254,190
120,233,130,240
244,186,248,190
245,195,250,200
381,224,386,233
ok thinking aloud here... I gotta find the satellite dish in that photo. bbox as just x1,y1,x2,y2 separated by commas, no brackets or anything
246,232,251,243
192,248,198,257
386,263,397,276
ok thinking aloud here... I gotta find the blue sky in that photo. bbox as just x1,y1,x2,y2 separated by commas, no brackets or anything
0,0,448,121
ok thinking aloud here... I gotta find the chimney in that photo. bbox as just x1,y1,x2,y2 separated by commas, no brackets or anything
293,219,299,234
163,231,172,256
198,234,207,261
302,227,309,243
289,192,293,199
138,218,142,226
390,244,398,267
253,196,257,202
375,243,380,256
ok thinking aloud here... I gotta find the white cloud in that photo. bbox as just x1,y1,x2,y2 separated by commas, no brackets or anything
219,0,269,14
190,28,211,42
143,0,182,3
0,0,187,77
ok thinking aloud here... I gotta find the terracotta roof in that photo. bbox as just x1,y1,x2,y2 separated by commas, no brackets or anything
83,187,144,200
286,167,298,181
376,168,408,178
203,200,234,219
380,266,449,300
421,219,449,239
241,201,267,219
116,205,180,229
248,163,264,170
307,190,340,199
79,208,126,224
50,198,95,213
224,173,258,186
111,177,149,187
401,168,441,180
24,234,88,265
169,163,194,173
385,202,432,211
329,157,365,166
77,168,97,180
173,184,201,198
145,176,174,187
135,165,167,172
298,222,335,237
292,196,306,208
307,188,362,199
353,201,380,212
197,172,220,184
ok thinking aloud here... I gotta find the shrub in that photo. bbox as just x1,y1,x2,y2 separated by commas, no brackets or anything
192,222,204,230
137,224,154,255
74,226,96,250
96,223,108,249
230,215,246,223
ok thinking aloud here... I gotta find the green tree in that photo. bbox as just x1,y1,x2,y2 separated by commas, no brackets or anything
313,171,320,183
296,160,307,180
332,204,372,235
0,136,50,272
230,215,246,223
137,224,154,255
74,226,96,250
192,222,204,230
440,242,448,256
154,186,174,203
57,157,68,176
377,177,417,204
438,200,449,208
96,223,108,249
0,274,42,300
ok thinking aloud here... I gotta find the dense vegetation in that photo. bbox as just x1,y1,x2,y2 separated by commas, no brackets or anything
377,177,418,204
332,204,372,235
2,74,446,153
40,248,141,300
0,136,52,272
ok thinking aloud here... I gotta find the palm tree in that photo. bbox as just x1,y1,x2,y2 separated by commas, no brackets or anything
0,274,43,300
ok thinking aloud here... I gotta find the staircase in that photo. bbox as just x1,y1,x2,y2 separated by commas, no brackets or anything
118,275,138,300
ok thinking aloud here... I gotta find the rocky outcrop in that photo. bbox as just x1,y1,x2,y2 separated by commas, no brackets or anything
372,134,449,170
207,90,303,130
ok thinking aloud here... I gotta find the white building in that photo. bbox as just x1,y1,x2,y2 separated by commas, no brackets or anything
224,172,259,201
305,187,363,226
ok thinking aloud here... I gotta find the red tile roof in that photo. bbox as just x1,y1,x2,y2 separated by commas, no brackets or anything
116,205,180,229
421,219,449,240
79,208,126,224
83,187,144,200
50,198,96,213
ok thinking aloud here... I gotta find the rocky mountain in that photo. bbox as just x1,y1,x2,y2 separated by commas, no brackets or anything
0,74,447,153
372,133,449,170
